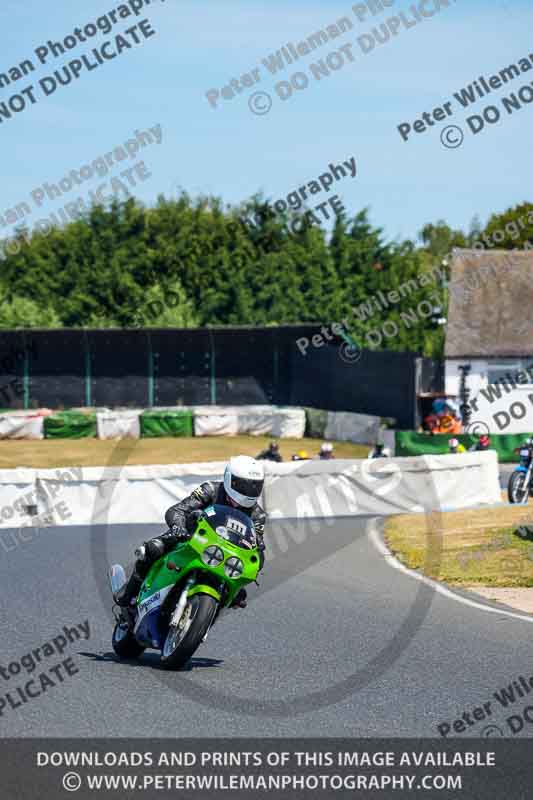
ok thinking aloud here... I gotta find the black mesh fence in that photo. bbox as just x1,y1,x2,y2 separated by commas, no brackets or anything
288,341,435,430
89,330,150,408
0,332,27,410
0,327,442,427
150,329,211,406
26,330,86,410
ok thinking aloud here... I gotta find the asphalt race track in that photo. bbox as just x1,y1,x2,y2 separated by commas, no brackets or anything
1,516,532,739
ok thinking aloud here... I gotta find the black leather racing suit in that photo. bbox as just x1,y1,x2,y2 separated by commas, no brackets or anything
117,482,266,606
164,481,266,561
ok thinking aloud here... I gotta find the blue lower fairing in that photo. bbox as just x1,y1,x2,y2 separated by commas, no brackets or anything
135,608,164,649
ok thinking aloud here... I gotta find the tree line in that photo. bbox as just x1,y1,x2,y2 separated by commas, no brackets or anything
0,193,531,358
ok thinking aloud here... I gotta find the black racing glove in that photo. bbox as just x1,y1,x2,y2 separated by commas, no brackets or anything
185,509,205,535
134,537,165,562
161,524,191,545
145,537,166,560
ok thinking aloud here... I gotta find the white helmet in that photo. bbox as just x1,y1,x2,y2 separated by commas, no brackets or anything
320,442,333,453
224,456,264,508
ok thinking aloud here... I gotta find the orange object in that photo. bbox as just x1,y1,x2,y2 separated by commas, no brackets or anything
437,415,462,434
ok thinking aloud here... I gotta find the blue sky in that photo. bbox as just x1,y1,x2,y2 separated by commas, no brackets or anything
1,0,531,245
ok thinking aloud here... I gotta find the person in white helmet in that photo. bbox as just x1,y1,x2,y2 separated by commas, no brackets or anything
319,442,334,459
448,438,466,454
116,456,266,610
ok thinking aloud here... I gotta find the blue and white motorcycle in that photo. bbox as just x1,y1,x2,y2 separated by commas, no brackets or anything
508,439,533,504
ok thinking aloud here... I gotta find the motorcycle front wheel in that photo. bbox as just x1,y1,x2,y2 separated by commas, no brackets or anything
508,471,529,504
160,594,218,670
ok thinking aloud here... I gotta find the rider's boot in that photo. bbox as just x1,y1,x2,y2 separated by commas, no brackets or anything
230,588,247,609
115,571,143,607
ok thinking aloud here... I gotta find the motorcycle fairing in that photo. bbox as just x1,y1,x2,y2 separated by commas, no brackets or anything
133,584,173,647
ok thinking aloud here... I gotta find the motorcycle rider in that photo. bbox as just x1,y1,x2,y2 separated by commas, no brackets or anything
367,442,391,459
449,437,466,454
116,456,266,611
256,441,282,462
469,433,491,452
318,442,334,460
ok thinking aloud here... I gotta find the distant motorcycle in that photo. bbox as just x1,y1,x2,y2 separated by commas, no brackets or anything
508,440,533,504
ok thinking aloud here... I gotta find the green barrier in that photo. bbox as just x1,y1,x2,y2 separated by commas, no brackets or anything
140,409,193,438
395,431,530,462
44,411,97,439
304,407,328,439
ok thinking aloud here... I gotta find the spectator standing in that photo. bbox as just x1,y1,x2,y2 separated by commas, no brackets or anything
256,441,282,462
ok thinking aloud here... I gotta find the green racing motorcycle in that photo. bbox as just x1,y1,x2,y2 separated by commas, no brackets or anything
108,504,261,669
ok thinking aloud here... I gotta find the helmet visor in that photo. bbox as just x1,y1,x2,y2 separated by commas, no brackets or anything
230,475,264,499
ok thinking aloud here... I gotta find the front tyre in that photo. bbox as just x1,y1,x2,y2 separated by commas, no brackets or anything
508,471,528,504
112,621,146,659
161,594,218,670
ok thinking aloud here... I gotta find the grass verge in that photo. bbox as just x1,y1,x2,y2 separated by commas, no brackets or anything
0,436,369,469
384,505,533,588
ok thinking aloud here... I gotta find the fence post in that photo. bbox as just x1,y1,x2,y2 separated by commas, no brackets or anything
272,331,279,404
84,330,92,407
23,332,29,410
147,330,154,407
208,328,216,405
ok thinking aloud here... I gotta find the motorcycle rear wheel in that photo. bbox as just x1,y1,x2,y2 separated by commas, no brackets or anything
508,471,528,504
160,594,218,670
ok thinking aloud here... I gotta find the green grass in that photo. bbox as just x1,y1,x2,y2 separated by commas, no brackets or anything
0,435,370,469
385,506,533,588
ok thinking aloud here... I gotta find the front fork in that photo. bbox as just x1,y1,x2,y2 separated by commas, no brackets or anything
515,465,532,503
169,576,196,629
526,464,533,499
168,575,225,644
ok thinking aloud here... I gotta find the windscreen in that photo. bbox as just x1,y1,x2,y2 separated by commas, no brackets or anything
204,504,257,550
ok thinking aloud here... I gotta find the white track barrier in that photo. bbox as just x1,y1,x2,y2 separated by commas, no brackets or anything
262,452,501,517
0,452,500,528
324,411,381,444
0,415,44,439
193,405,305,438
272,407,306,438
96,410,142,439
0,469,37,527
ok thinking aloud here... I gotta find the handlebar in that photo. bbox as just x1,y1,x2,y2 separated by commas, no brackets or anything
134,544,147,560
